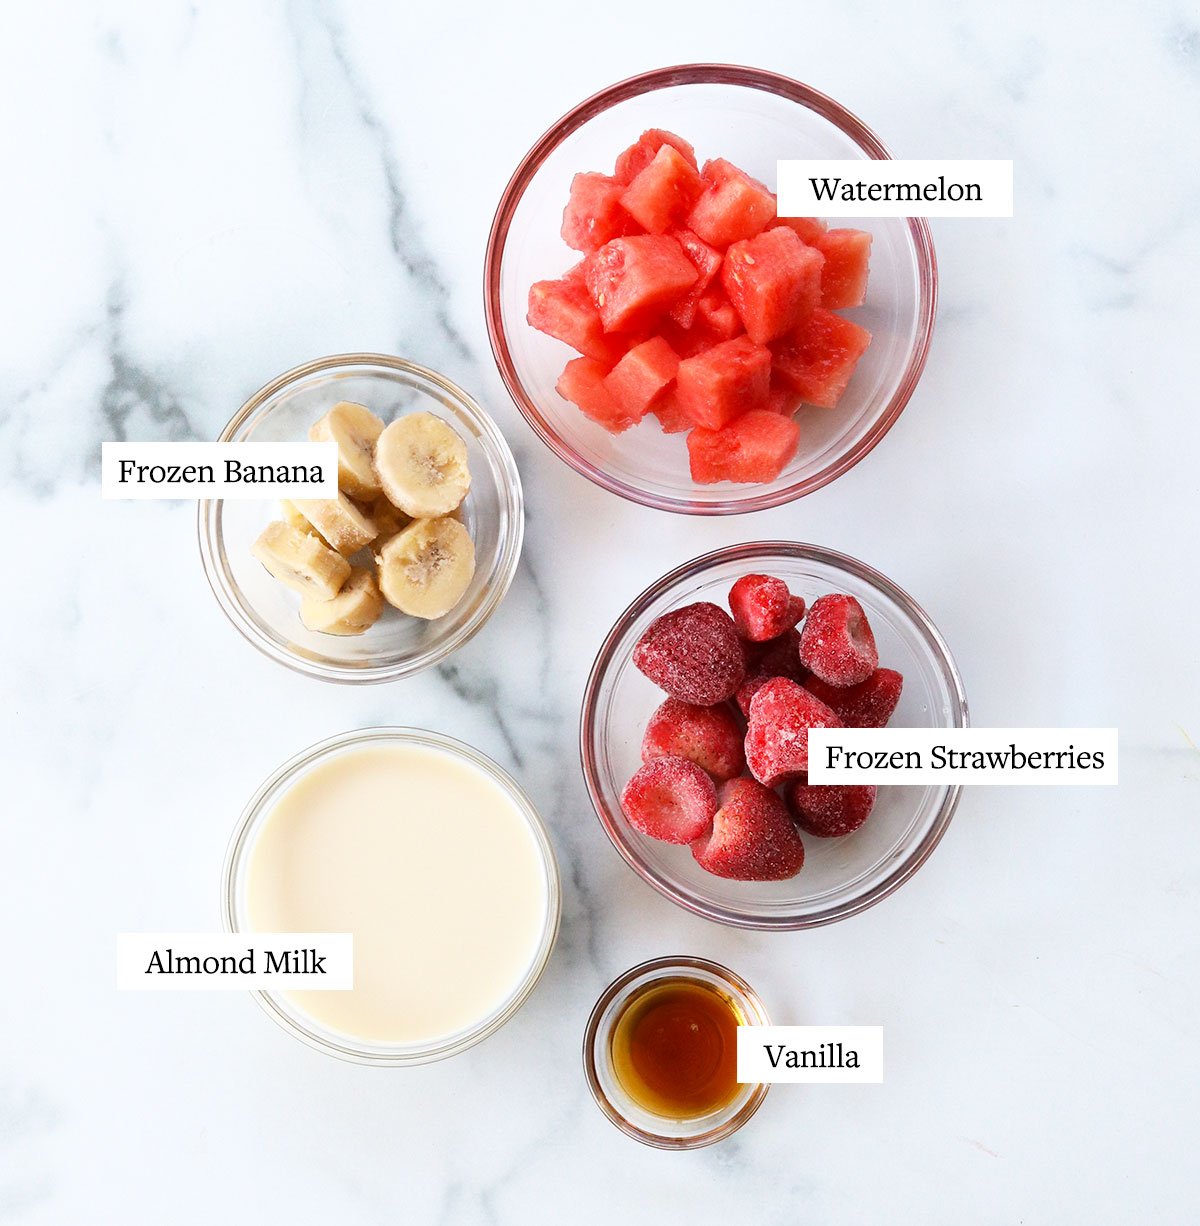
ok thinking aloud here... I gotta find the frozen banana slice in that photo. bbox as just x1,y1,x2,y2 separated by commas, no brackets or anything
292,492,377,556
377,516,475,619
299,566,384,636
251,521,350,601
309,401,386,499
373,411,471,519
365,495,410,546
280,499,309,531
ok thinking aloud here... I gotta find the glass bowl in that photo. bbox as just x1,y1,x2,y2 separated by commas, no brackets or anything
222,727,561,1065
198,354,524,683
485,64,937,515
583,956,771,1149
580,542,968,929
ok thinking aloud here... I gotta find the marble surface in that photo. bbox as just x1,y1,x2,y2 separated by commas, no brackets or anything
2,2,1198,1222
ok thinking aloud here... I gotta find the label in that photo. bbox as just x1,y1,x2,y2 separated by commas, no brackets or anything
776,159,1013,218
101,442,338,499
737,1026,883,1084
807,728,1118,785
116,933,353,990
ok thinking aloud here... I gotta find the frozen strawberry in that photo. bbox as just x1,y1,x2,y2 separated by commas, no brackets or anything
633,602,746,706
754,627,807,684
786,781,877,838
728,574,806,642
745,677,841,787
798,594,878,687
735,671,772,718
642,698,745,782
802,668,903,728
691,777,806,880
621,756,717,844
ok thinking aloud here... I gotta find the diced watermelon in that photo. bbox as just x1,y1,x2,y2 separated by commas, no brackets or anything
676,335,771,429
771,308,872,408
814,228,872,309
614,129,698,185
649,389,692,434
603,336,679,419
772,215,828,245
687,411,801,484
556,357,638,433
667,229,722,328
561,172,636,253
687,158,776,248
721,227,824,344
619,145,703,234
766,379,804,416
693,290,742,342
527,277,622,363
583,235,698,333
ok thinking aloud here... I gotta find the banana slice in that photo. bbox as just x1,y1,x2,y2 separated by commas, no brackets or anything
251,521,350,600
299,566,384,636
376,516,475,619
373,412,471,518
309,401,386,499
365,495,410,546
292,493,377,556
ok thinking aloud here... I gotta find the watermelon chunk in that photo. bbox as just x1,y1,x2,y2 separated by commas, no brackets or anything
649,389,692,434
772,215,828,245
693,290,742,342
687,411,801,484
676,335,771,430
614,129,698,185
603,336,679,419
772,309,872,408
667,229,722,328
561,173,636,253
620,145,703,234
556,357,638,433
583,235,698,333
722,227,824,344
527,277,622,363
687,158,776,248
766,380,804,416
814,228,872,309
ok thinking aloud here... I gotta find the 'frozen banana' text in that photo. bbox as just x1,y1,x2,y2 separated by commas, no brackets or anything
117,459,323,485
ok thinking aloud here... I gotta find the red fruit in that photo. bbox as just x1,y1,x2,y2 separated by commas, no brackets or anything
771,308,872,409
803,668,903,728
766,379,804,416
687,410,800,484
649,389,691,434
771,215,828,245
527,278,623,364
621,756,717,845
735,671,772,718
687,158,776,248
745,677,841,787
691,777,806,880
721,227,824,344
799,594,879,687
583,235,699,333
620,144,704,234
633,601,746,706
561,172,636,253
642,698,745,782
813,228,872,309
603,336,679,419
614,129,698,185
676,335,771,430
755,628,807,683
728,574,805,642
555,357,638,434
692,290,742,341
786,781,877,838
667,229,723,328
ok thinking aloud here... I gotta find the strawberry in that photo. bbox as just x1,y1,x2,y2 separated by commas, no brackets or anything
728,574,806,642
642,698,745,782
754,627,808,684
802,668,903,728
620,756,717,845
633,601,745,706
798,593,878,687
691,777,806,880
745,677,841,787
786,781,877,838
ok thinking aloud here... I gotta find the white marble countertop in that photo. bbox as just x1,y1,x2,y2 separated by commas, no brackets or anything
3,3,1197,1222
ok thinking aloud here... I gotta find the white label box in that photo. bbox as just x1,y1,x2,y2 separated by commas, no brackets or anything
738,1026,884,1083
102,441,338,499
117,933,353,990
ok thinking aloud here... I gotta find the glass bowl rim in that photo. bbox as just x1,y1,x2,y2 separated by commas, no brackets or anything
579,541,969,929
197,352,525,684
483,62,938,516
221,725,562,1066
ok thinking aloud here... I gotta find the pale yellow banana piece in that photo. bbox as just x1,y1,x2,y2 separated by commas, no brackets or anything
299,566,384,636
279,499,309,531
309,401,385,499
373,411,471,518
251,521,350,600
365,495,410,546
292,493,377,556
376,516,475,619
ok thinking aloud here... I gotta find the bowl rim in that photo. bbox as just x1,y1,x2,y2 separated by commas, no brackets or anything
197,352,525,684
579,541,969,929
484,63,938,516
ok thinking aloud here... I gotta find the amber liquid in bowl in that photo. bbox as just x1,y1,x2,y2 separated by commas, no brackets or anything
610,979,743,1119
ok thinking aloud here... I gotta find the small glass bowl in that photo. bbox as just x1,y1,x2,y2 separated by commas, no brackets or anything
580,542,968,929
198,354,524,683
485,64,937,515
222,727,561,1066
583,956,771,1149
